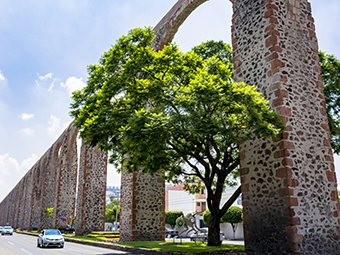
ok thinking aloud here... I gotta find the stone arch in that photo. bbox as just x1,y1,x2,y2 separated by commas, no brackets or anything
152,0,208,51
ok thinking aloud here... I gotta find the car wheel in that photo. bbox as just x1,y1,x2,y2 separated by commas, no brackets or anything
37,240,40,247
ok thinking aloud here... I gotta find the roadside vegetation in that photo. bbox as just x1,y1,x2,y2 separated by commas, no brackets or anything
114,241,244,253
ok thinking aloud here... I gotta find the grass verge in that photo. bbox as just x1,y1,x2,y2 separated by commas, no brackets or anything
115,241,244,253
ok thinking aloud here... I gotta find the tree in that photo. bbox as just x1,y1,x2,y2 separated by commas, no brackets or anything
319,51,340,154
221,206,243,240
43,208,54,218
70,27,284,246
105,197,120,229
165,211,184,228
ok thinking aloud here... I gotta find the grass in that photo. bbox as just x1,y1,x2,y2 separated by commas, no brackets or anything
67,235,119,242
115,241,244,253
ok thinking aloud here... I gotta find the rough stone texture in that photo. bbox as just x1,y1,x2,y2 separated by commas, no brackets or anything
120,170,165,242
53,125,78,229
75,143,107,236
22,170,34,230
231,0,340,254
152,0,208,51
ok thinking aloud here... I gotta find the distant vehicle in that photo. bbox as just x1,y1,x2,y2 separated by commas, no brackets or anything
165,228,179,237
37,229,64,248
1,226,13,235
220,231,225,240
190,228,225,241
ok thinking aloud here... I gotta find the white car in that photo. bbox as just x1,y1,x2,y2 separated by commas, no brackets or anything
37,229,64,248
1,226,13,235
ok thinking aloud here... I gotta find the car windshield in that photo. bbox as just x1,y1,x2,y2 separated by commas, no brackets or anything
45,230,61,235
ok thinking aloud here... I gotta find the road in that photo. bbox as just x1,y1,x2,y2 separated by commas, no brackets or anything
0,233,130,255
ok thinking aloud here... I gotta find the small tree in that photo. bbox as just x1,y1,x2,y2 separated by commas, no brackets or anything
165,211,184,228
221,206,243,240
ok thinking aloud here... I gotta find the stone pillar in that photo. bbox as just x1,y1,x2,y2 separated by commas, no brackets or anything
75,143,107,236
53,125,78,229
231,0,340,254
120,170,165,242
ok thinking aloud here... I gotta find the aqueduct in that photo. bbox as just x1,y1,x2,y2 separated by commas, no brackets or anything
1,0,339,254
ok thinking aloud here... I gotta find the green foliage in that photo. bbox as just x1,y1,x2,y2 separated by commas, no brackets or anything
105,206,120,223
319,51,340,154
43,208,54,218
165,211,184,228
221,206,243,224
70,27,284,246
106,198,120,210
117,241,244,253
203,210,211,225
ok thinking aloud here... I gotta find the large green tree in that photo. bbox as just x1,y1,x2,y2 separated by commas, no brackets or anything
319,51,340,154
70,27,284,246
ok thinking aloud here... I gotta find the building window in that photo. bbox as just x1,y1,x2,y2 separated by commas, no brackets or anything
201,187,205,195
202,202,206,211
197,202,200,206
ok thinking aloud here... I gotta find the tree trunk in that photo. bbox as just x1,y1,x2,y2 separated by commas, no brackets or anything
207,213,221,246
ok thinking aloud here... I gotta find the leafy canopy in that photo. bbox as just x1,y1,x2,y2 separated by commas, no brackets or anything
70,27,283,179
319,51,340,154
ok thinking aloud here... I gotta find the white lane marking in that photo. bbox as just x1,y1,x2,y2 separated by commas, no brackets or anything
21,248,34,255
8,241,14,245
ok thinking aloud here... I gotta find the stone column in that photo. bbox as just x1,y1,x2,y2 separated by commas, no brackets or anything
120,170,165,242
231,0,340,254
53,125,78,230
75,143,107,236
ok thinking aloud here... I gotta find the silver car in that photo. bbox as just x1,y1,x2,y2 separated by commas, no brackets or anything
37,229,64,248
1,226,13,235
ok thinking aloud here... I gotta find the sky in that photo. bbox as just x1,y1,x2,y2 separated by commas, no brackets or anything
0,0,340,202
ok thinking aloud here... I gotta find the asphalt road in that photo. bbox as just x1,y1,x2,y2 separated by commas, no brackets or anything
0,233,130,255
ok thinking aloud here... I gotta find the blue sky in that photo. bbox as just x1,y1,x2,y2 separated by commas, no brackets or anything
0,0,339,201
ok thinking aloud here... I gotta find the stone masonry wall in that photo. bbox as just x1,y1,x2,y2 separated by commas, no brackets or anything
231,0,340,254
53,126,78,229
75,143,107,236
120,170,165,242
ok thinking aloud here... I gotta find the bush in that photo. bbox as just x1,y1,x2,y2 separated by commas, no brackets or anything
165,211,184,228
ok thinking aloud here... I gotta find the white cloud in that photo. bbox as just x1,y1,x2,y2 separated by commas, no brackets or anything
21,113,35,121
0,70,7,87
0,153,20,176
0,154,38,201
47,115,61,135
0,70,5,81
38,72,54,81
61,77,86,96
21,128,35,135
48,79,57,92
20,154,38,171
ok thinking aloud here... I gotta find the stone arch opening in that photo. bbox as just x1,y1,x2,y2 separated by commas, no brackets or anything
172,0,232,51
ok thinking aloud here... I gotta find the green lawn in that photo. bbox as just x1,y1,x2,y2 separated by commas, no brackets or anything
67,235,119,242
115,241,244,253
